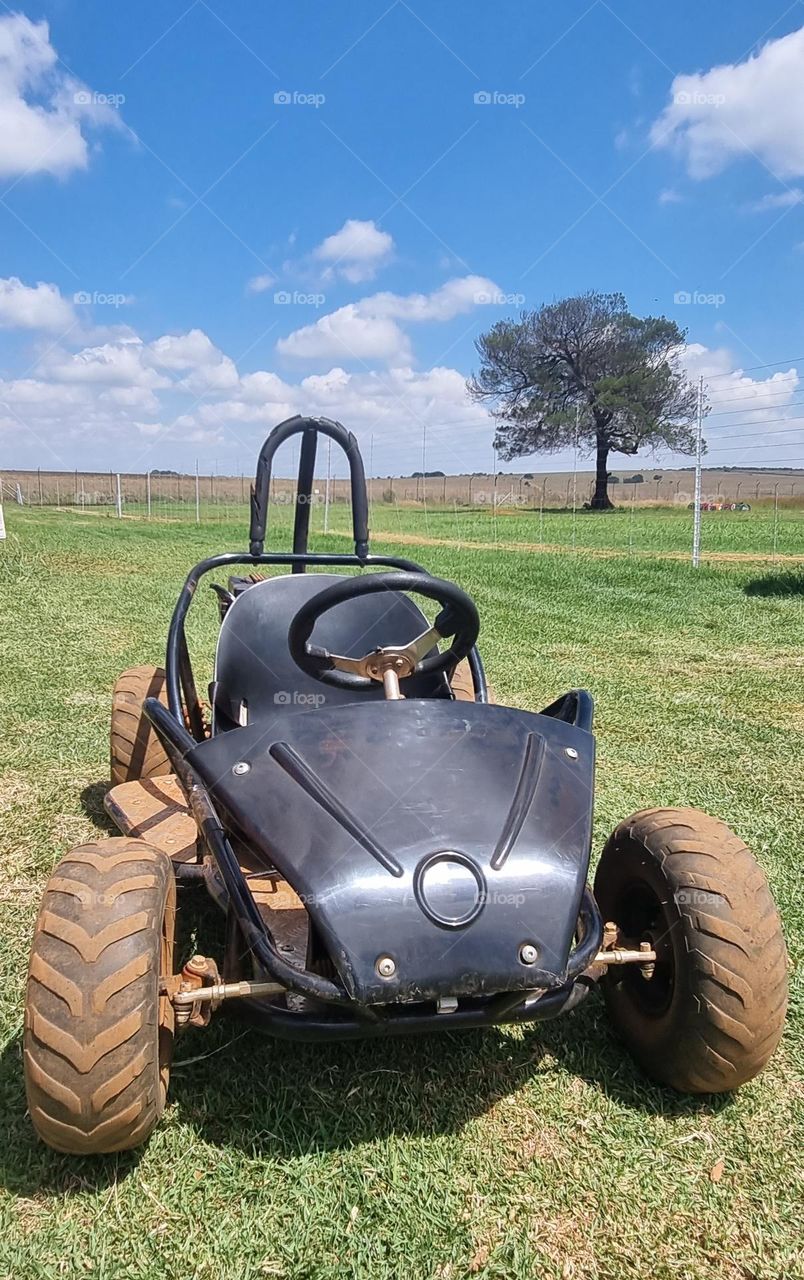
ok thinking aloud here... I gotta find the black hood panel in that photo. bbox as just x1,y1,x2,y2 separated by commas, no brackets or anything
188,701,595,1003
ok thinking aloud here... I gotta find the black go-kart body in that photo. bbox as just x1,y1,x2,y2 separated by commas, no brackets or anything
146,415,603,1039
24,413,788,1156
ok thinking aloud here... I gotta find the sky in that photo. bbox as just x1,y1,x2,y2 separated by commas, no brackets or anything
2,0,804,479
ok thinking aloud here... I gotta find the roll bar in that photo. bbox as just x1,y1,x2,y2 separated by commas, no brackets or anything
249,415,370,562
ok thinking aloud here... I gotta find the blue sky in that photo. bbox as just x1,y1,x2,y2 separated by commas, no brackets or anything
2,0,804,477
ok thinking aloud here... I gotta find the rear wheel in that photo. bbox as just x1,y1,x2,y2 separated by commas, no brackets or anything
110,665,171,785
594,808,787,1093
24,838,176,1154
450,660,495,703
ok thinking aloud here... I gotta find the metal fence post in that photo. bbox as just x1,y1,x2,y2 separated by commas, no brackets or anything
692,375,704,568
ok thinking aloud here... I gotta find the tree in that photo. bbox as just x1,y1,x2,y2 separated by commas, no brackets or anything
468,292,700,509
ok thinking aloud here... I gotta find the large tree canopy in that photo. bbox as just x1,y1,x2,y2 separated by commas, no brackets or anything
468,292,700,508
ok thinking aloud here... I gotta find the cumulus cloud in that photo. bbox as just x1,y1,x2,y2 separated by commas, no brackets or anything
651,25,804,179
678,343,802,467
246,273,276,294
4,320,802,474
277,307,411,363
313,218,394,283
0,276,74,329
149,328,239,392
277,274,501,363
0,12,126,179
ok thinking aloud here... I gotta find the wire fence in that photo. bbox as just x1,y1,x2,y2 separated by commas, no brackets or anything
3,465,803,564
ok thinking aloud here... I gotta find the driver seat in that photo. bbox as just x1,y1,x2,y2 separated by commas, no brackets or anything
212,572,450,730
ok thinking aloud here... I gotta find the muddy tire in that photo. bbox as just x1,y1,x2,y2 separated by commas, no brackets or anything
594,808,787,1094
450,660,495,703
24,838,176,1154
110,665,171,786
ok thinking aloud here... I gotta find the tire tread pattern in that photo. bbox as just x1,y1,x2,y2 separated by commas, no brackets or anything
24,837,174,1154
110,666,171,786
595,807,787,1093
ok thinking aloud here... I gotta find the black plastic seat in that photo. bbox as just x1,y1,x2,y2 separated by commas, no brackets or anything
212,572,449,729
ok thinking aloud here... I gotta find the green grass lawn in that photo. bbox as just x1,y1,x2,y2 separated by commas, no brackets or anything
1,507,802,1279
72,494,804,560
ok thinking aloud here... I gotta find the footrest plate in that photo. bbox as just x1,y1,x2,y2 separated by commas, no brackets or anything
104,774,198,862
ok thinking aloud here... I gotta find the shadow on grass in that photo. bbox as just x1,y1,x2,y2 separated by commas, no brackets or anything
0,989,732,1193
165,992,731,1159
79,781,117,836
744,571,804,597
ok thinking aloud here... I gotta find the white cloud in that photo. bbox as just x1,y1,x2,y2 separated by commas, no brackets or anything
0,13,125,179
0,276,74,329
658,188,684,205
246,272,276,294
746,188,804,213
277,306,411,363
651,25,804,179
313,218,394,283
277,274,501,364
679,343,802,464
39,339,169,389
149,328,239,392
4,320,803,475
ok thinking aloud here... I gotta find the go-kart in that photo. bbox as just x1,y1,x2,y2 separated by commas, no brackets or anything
24,416,788,1154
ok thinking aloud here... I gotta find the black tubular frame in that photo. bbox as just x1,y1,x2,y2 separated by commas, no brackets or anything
249,415,370,561
144,414,602,1039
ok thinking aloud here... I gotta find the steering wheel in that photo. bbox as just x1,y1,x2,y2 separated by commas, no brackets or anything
287,571,480,695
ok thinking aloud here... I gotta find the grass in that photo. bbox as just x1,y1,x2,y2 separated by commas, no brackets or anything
85,494,804,561
0,506,802,1280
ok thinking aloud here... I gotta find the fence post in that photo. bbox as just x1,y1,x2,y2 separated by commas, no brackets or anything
324,437,332,534
195,460,200,525
692,375,703,568
115,473,122,518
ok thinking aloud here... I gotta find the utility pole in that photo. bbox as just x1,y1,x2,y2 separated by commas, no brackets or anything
692,375,704,568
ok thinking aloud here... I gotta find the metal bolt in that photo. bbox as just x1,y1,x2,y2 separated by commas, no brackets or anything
376,954,396,979
519,943,538,965
564,747,578,760
232,761,250,775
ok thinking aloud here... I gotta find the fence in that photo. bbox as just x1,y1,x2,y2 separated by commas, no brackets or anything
2,467,803,564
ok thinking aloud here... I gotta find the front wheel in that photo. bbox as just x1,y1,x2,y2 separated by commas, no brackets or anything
594,808,787,1093
24,838,176,1154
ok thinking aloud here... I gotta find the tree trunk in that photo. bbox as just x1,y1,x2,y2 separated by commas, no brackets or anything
590,433,614,510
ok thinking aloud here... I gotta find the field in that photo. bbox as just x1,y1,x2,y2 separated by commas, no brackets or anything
0,506,802,1280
